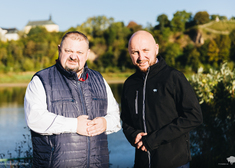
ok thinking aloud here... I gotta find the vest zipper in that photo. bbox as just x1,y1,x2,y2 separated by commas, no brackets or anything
142,68,151,168
77,81,90,168
48,137,54,168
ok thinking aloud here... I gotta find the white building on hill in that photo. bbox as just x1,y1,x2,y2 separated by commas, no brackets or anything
24,15,59,34
0,27,19,41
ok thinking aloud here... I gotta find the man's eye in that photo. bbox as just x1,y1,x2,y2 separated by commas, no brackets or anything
65,49,72,53
144,49,149,52
132,51,138,54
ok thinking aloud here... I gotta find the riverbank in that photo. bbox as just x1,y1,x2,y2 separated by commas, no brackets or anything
0,71,131,87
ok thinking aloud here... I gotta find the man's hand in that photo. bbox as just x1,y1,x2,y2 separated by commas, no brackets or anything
135,132,148,152
87,117,107,136
76,115,91,136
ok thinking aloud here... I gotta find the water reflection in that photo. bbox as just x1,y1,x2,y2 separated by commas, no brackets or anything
0,85,121,107
0,87,26,107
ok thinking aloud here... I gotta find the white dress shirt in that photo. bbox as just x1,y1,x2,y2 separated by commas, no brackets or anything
24,75,121,135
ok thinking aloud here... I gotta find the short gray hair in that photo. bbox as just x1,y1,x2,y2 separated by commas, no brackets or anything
60,31,89,48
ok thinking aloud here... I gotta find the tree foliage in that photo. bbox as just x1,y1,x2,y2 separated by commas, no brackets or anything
171,10,192,32
194,11,210,25
0,12,234,74
189,63,235,167
157,14,170,32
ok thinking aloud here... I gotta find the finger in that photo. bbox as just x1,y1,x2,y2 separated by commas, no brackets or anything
81,115,89,119
140,132,147,136
87,125,97,133
135,134,142,144
141,146,147,152
137,141,143,149
87,119,96,126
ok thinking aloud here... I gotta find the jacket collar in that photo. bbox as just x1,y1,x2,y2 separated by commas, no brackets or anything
135,55,167,79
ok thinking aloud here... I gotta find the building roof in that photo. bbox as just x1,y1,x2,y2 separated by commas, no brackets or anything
1,27,18,33
26,16,57,26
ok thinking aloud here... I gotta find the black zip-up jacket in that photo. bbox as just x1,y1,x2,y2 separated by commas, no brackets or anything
121,56,203,168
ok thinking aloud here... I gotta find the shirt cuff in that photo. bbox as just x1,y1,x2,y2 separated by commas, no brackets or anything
57,116,77,133
104,115,121,134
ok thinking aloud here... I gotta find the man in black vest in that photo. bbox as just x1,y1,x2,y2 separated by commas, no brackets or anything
24,31,121,167
121,30,203,168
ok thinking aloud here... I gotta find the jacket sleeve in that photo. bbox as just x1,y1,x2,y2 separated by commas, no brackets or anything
121,83,142,147
142,72,203,151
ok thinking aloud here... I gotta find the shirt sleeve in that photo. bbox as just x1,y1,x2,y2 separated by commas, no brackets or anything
103,79,121,134
24,76,77,135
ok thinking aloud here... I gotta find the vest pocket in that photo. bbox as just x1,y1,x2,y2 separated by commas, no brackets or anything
135,91,139,114
51,99,78,117
92,97,106,100
51,99,75,103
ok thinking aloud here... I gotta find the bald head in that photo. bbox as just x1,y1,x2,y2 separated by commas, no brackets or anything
128,30,156,50
128,30,159,73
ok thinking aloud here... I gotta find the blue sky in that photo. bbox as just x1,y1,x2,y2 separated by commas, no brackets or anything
0,0,234,31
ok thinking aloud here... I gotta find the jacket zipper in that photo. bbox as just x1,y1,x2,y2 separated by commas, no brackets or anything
135,91,139,114
77,81,90,168
142,68,151,168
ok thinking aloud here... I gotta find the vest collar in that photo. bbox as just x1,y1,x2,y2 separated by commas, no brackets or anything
55,60,88,81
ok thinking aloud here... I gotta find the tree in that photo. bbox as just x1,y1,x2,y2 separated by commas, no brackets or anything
171,10,192,32
194,11,210,25
207,39,219,65
187,48,201,72
211,14,219,21
126,21,142,33
230,16,235,20
157,14,170,32
229,29,235,61
163,43,182,67
25,40,36,58
219,16,228,21
189,63,235,167
79,15,114,37
197,39,210,65
215,35,231,62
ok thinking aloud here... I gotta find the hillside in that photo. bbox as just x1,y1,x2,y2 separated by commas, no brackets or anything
198,20,235,41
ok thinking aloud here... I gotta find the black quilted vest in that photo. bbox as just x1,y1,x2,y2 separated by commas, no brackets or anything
31,62,109,168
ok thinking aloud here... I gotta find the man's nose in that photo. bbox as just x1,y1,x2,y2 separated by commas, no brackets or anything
70,53,78,59
138,51,145,60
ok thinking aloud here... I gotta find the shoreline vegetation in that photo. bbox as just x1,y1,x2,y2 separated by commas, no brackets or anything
0,71,132,87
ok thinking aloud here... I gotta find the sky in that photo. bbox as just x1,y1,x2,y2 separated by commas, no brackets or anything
0,0,234,32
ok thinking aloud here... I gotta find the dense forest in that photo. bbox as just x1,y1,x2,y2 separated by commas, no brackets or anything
0,10,235,74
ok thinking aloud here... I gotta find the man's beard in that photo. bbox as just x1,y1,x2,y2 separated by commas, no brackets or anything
136,58,156,73
65,58,80,73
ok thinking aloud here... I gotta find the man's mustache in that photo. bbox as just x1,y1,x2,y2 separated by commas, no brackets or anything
67,57,79,62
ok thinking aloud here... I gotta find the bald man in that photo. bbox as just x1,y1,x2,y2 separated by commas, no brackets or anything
121,31,203,168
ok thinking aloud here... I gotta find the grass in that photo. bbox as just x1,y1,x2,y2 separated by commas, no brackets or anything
206,21,235,32
0,71,133,85
0,72,35,84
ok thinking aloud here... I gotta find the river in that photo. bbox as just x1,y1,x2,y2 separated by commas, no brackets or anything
0,84,135,168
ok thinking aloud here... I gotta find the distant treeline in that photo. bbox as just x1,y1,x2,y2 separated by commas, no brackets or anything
0,11,235,73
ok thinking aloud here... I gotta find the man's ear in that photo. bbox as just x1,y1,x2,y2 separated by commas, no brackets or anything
86,49,90,60
155,44,159,55
58,45,61,52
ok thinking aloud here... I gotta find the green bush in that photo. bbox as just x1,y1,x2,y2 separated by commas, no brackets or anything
189,63,235,167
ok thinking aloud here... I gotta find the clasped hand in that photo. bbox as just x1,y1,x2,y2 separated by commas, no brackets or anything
76,115,107,136
135,132,148,152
